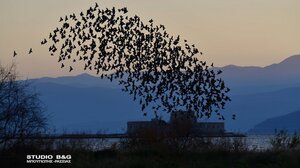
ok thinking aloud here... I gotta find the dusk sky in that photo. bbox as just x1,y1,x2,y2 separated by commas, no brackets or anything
0,0,299,78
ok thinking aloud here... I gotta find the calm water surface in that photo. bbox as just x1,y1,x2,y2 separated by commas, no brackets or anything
245,134,274,151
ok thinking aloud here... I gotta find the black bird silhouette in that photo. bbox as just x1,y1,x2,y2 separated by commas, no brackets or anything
28,48,33,54
123,7,128,13
13,50,17,57
69,66,73,72
41,38,47,45
232,114,236,120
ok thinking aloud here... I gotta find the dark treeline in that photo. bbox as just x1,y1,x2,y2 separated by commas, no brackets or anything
1,129,300,168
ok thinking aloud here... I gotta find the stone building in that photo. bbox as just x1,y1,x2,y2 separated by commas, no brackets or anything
127,119,167,134
127,111,225,136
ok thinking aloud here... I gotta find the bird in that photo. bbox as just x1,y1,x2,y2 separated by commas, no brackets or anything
41,38,47,45
69,66,73,72
61,63,64,68
232,114,236,120
28,48,33,54
123,7,128,13
13,50,17,57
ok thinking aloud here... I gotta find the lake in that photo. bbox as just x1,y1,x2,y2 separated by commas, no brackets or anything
245,134,274,151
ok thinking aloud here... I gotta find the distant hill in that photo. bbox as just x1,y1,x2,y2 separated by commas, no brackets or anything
218,54,300,94
249,109,300,134
28,54,300,132
32,81,300,133
223,86,300,132
34,82,156,133
31,73,119,88
31,54,300,95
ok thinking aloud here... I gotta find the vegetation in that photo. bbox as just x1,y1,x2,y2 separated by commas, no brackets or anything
270,129,300,151
0,63,47,150
1,130,300,168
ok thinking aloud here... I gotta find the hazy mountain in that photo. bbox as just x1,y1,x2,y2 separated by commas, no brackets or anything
249,109,300,134
35,82,157,133
219,54,300,94
33,81,300,133
31,55,300,95
31,73,119,88
223,86,300,132
32,54,300,95
28,54,300,133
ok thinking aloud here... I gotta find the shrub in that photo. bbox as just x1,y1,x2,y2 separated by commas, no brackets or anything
270,129,300,151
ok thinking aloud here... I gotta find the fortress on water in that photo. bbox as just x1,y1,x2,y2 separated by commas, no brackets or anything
127,111,228,136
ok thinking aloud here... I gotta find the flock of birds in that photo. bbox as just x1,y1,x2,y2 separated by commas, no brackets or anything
16,3,233,120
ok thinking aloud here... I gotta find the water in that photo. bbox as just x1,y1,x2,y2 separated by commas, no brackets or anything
43,134,276,151
245,134,273,151
106,134,276,151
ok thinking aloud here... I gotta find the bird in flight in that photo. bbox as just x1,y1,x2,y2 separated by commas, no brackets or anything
13,50,17,57
232,114,236,120
28,48,33,54
41,38,47,45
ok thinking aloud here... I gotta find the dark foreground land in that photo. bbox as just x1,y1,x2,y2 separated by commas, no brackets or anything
2,147,300,168
1,131,300,168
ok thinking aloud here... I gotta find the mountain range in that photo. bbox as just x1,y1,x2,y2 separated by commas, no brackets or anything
249,109,300,134
217,54,300,95
29,55,300,133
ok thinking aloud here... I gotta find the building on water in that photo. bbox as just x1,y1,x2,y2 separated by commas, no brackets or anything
127,111,230,137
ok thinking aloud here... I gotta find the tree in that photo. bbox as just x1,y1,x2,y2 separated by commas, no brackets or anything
0,63,46,149
42,3,231,119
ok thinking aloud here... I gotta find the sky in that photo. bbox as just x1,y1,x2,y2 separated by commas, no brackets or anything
0,0,299,79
